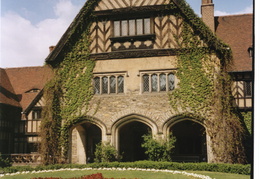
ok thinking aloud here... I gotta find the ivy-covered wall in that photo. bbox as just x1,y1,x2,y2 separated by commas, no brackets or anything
40,0,248,165
169,0,247,164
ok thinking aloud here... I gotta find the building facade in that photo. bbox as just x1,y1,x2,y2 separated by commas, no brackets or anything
0,0,253,165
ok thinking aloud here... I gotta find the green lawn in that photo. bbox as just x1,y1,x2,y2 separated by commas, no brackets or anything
1,169,251,179
191,171,250,179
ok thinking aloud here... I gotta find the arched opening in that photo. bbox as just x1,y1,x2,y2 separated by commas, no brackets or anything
119,121,151,162
170,120,207,162
70,122,101,164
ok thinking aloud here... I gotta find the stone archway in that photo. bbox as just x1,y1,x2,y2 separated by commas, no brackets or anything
170,120,207,162
70,122,102,164
111,114,158,162
119,121,151,162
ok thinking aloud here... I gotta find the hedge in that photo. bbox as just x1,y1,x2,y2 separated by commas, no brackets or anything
0,161,251,175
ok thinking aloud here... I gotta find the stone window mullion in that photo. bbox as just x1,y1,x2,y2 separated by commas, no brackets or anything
116,75,118,94
99,77,102,94
149,74,152,92
166,73,169,92
108,76,111,94
157,73,160,92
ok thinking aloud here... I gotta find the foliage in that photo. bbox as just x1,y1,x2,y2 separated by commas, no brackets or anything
40,1,96,165
94,143,121,163
0,154,12,168
241,112,252,135
169,0,247,164
0,162,251,175
141,134,176,162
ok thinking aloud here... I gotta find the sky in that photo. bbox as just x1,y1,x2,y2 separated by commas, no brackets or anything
0,0,254,68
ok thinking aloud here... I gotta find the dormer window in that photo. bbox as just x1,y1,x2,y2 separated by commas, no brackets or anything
25,88,40,93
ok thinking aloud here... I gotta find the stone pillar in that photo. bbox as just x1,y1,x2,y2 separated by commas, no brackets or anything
201,0,215,33
206,132,214,163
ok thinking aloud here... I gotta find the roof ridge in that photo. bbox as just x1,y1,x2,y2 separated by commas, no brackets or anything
4,65,45,70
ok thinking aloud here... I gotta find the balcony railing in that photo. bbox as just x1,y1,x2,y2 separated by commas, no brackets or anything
8,154,41,166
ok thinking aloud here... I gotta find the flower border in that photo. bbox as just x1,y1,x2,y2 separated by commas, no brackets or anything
0,167,214,179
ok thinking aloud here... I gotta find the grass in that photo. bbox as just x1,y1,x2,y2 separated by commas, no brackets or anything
1,169,251,179
191,171,250,179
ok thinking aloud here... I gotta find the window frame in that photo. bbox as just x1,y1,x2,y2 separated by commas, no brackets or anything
112,17,153,37
244,81,252,97
32,108,42,120
139,69,176,93
93,72,127,95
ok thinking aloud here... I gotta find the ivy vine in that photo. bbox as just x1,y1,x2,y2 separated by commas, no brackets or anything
39,0,248,165
40,1,97,165
169,0,247,164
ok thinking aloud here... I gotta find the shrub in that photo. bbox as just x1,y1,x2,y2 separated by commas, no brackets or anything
0,153,12,168
141,134,176,161
94,143,121,163
0,161,251,175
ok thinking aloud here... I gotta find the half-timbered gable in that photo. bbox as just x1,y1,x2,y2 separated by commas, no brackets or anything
89,0,204,57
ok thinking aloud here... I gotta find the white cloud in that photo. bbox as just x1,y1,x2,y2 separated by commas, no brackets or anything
215,4,253,16
0,0,82,68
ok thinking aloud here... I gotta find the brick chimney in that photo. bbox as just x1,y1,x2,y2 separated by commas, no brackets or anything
201,0,215,33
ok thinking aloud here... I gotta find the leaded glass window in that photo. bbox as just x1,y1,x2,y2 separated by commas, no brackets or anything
160,74,166,91
245,81,252,96
94,77,100,94
110,76,116,93
151,74,158,92
143,74,149,92
168,73,175,91
118,76,124,93
102,76,108,94
142,72,175,93
94,75,125,95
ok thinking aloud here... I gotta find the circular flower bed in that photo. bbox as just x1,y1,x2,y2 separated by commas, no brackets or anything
0,167,213,179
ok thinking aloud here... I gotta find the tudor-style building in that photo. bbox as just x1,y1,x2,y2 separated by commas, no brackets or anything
0,0,253,165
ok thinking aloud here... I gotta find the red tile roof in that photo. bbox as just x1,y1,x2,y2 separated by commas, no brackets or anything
0,68,21,107
3,66,53,110
215,14,253,72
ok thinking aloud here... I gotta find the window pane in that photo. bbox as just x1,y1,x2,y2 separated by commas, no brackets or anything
121,20,128,36
110,76,116,93
143,74,149,92
151,74,158,92
114,21,120,36
94,77,100,94
32,110,41,120
118,76,124,93
245,81,252,96
168,73,175,91
136,19,143,35
160,74,166,91
102,76,108,94
144,18,150,34
129,19,135,36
